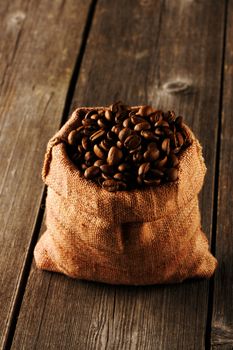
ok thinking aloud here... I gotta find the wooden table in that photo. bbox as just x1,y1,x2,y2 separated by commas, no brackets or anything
0,1,232,349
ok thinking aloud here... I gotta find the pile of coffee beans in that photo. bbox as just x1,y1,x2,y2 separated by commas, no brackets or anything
66,102,192,192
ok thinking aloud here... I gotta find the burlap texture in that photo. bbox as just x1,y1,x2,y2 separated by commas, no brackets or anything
34,107,217,285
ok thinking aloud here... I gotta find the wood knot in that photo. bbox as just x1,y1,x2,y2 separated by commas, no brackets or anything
163,81,192,94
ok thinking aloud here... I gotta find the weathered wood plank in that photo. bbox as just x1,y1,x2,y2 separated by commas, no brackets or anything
211,1,233,348
0,0,92,348
12,0,224,349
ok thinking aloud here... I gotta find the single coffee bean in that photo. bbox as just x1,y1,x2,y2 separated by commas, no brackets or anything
138,162,150,177
97,118,108,128
111,125,122,134
132,151,143,163
94,159,105,167
134,121,151,131
156,155,168,168
143,148,160,161
100,164,115,175
176,132,184,147
154,120,170,128
116,140,124,149
102,179,122,192
93,144,106,159
81,163,88,170
149,169,164,178
131,115,145,125
124,134,141,150
77,144,84,154
129,144,142,154
166,168,178,181
169,154,179,167
84,151,94,162
113,173,126,181
82,118,97,127
68,130,80,145
99,139,112,151
175,116,183,128
123,118,132,128
137,105,155,116
84,110,98,119
107,146,123,165
161,138,170,155
90,129,106,143
154,128,165,136
81,136,89,150
144,178,161,185
141,130,158,141
118,128,132,142
118,163,130,172
90,113,99,120
84,166,100,179
147,142,158,150
105,110,114,122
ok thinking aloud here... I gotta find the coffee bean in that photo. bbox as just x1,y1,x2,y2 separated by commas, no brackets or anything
161,138,170,155
93,144,106,159
107,146,123,165
118,163,130,172
84,166,100,179
134,121,151,131
67,102,191,191
141,130,158,141
94,159,105,167
100,164,115,175
102,179,124,192
138,162,150,177
118,128,132,142
97,118,108,128
105,110,114,122
123,118,132,128
166,168,178,181
176,132,184,147
68,130,80,145
124,134,141,150
143,148,160,161
90,129,106,143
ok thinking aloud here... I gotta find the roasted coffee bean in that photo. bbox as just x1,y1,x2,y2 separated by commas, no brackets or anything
141,130,158,141
84,166,100,179
166,168,178,181
93,144,106,159
169,154,179,167
67,102,191,191
118,127,132,142
124,134,141,150
90,129,106,143
97,118,108,128
68,130,80,145
134,121,151,131
99,139,112,151
176,132,184,147
84,110,98,119
116,140,124,149
102,179,124,192
100,164,115,175
118,163,130,172
113,173,126,181
104,110,114,122
111,125,122,134
123,118,132,128
161,138,170,155
143,148,160,161
138,162,150,177
175,116,183,128
107,146,123,165
131,115,145,125
94,159,105,167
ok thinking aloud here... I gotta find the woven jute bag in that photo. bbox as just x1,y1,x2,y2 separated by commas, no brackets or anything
34,107,217,285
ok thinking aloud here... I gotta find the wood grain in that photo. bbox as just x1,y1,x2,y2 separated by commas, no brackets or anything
12,0,225,349
211,1,233,348
0,0,92,348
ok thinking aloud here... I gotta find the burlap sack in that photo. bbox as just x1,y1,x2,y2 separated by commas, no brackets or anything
34,107,217,285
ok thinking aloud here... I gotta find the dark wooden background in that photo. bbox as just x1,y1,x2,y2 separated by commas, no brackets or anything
0,0,232,349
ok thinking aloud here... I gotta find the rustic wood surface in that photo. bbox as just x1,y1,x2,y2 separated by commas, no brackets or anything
0,0,93,348
0,0,232,349
211,1,233,349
